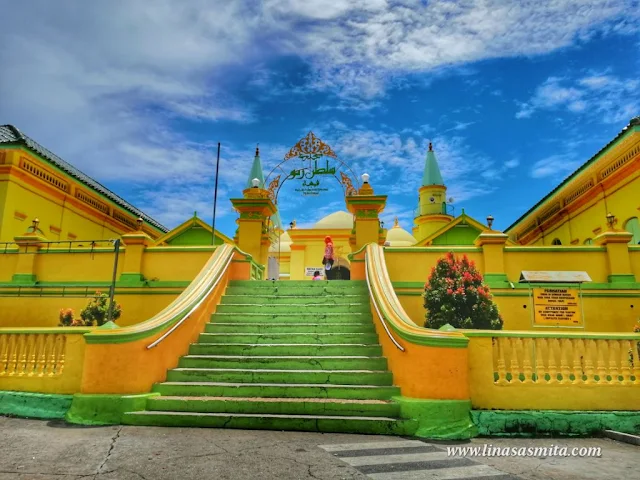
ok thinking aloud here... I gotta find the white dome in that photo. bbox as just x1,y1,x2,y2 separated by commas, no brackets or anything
312,211,354,230
269,231,292,252
385,219,417,246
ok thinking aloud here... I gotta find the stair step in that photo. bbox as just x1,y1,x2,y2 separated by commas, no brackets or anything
221,295,366,305
205,323,375,334
122,410,414,435
189,344,383,356
153,382,401,399
228,280,366,288
197,333,380,344
226,286,368,296
178,355,388,370
166,368,393,385
210,313,373,324
217,304,370,314
146,396,399,417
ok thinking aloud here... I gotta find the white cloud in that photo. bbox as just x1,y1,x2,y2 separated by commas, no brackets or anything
516,72,640,123
530,154,582,179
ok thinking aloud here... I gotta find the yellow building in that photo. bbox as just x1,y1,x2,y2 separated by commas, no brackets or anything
506,117,640,246
0,124,167,242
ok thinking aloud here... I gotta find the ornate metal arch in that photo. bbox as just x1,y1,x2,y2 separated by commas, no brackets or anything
263,132,361,204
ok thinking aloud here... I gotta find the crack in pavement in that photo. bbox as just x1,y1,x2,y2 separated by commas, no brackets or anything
93,426,122,479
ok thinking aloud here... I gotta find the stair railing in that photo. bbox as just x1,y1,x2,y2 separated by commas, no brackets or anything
365,250,405,352
146,250,234,349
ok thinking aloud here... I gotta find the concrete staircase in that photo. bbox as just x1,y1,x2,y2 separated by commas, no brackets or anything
124,280,413,434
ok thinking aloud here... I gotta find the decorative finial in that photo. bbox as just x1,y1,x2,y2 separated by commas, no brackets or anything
255,144,259,156
193,211,197,218
606,212,616,230
486,215,494,229
428,141,433,152
394,217,399,227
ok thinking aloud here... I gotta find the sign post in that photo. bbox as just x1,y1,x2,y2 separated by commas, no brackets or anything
519,271,591,329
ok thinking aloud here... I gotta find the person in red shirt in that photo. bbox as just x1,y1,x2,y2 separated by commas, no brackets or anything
323,236,335,273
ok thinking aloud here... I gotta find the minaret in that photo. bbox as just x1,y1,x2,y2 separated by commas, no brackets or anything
246,145,265,189
245,145,283,233
413,142,454,241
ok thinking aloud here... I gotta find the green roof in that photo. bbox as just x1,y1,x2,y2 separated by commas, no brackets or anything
246,146,265,189
422,143,444,186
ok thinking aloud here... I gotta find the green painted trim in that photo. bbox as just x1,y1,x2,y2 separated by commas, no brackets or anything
0,390,73,419
395,291,423,296
0,327,93,334
146,247,217,252
391,281,640,291
395,289,640,298
11,274,37,283
347,243,371,261
461,329,640,340
35,249,119,254
394,397,477,439
506,247,606,252
119,273,144,285
385,247,482,253
471,409,640,436
65,393,159,425
608,274,637,283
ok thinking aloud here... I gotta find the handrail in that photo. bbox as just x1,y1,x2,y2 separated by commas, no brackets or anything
83,244,238,344
365,255,405,351
146,251,234,349
364,243,468,348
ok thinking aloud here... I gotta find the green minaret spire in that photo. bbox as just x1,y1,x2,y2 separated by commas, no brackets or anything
421,142,444,186
246,145,265,189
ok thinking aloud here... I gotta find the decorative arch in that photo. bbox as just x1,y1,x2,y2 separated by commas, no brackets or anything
263,132,361,204
551,238,562,245
583,238,593,245
624,217,640,244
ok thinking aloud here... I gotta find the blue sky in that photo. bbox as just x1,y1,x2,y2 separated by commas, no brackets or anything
1,1,639,238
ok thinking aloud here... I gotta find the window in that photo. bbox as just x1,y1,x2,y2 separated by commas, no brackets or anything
624,217,640,244
552,238,562,245
583,238,593,245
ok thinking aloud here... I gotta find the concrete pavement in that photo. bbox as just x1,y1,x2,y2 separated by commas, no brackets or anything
0,417,637,479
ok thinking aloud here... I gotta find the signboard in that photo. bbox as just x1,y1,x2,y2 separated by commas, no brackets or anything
288,159,335,196
520,271,592,283
305,267,324,277
532,287,583,326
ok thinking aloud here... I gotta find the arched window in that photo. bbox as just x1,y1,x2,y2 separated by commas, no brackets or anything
624,217,640,244
552,238,562,245
583,238,593,245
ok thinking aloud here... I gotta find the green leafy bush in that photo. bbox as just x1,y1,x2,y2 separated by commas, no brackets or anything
80,291,122,326
423,252,503,330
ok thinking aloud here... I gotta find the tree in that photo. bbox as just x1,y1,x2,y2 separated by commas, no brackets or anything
80,291,122,326
424,252,503,330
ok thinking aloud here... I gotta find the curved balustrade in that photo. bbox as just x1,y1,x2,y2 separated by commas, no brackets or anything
364,243,469,400
365,244,468,348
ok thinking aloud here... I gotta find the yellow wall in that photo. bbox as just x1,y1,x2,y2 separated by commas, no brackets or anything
0,148,164,243
288,229,352,280
386,244,639,333
0,247,213,328
0,294,179,328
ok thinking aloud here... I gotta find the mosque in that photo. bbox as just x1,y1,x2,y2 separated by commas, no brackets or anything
0,119,638,437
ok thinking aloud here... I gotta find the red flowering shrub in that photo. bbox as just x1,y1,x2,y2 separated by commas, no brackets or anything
79,291,122,326
423,252,503,330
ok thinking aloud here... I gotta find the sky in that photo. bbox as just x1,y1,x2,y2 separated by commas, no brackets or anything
0,0,639,238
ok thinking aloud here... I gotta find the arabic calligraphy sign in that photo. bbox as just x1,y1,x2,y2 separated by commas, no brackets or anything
263,131,360,201
532,287,583,326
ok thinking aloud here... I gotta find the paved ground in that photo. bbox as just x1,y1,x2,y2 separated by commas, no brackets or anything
0,417,637,479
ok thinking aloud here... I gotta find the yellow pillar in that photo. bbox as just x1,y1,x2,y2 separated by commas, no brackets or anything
345,180,387,251
475,231,509,288
120,228,153,285
12,233,47,283
230,187,276,268
289,244,306,280
594,230,635,284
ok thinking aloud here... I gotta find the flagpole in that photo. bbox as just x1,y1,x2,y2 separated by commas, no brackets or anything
212,142,221,246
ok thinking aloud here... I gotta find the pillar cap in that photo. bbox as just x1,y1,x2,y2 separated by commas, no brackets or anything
593,230,633,245
121,231,153,247
474,231,509,247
